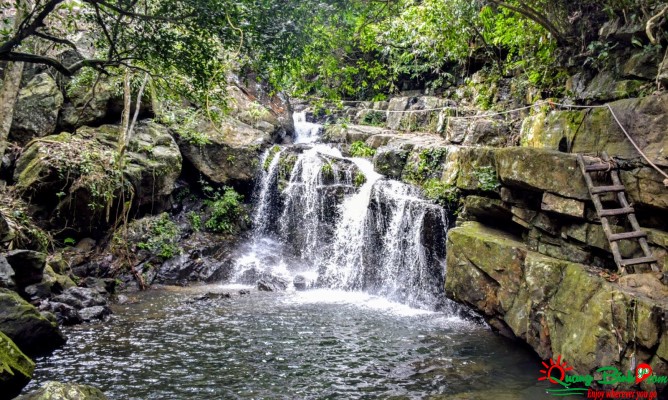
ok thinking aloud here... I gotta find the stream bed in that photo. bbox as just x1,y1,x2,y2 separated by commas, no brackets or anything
25,284,552,399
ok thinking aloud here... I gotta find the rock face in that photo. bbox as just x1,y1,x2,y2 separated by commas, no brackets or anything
446,222,668,393
13,121,181,235
9,73,63,145
0,289,66,356
177,118,270,191
519,95,668,166
0,331,35,399
16,381,108,400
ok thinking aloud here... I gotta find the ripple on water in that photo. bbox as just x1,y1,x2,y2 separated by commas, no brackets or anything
25,286,549,399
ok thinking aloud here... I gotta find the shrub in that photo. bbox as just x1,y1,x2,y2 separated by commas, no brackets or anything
204,187,245,234
349,141,376,158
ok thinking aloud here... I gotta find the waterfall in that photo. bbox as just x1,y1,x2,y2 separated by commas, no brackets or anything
231,113,450,311
293,112,322,144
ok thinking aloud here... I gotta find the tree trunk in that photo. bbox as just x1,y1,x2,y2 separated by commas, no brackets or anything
0,2,27,157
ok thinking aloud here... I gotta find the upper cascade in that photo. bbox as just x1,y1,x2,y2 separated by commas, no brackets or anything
293,112,322,144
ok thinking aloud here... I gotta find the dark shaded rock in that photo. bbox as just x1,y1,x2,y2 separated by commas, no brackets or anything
293,275,307,291
9,73,63,145
52,287,107,309
16,381,108,400
4,250,46,289
238,289,250,296
0,255,15,289
257,275,289,292
38,301,82,326
78,306,111,322
0,331,35,399
79,277,115,296
373,147,409,179
0,289,66,356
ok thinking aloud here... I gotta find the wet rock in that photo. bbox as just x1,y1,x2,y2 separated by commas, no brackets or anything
79,277,115,296
193,292,232,302
238,289,250,296
53,286,107,309
257,275,289,292
0,288,66,356
38,301,82,326
0,331,35,399
293,275,307,291
16,381,108,400
4,250,46,289
78,306,111,322
9,73,63,145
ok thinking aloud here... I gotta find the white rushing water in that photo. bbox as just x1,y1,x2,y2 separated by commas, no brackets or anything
230,112,450,311
293,111,322,144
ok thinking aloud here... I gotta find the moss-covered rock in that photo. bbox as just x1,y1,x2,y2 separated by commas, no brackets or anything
9,74,63,145
17,381,108,400
519,94,668,167
495,147,588,200
0,289,65,356
446,221,668,383
0,331,35,399
13,121,181,236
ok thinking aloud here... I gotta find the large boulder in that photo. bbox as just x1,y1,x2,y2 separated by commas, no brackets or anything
58,73,150,131
13,122,181,236
519,94,668,166
9,73,63,145
446,222,668,389
0,289,66,356
495,147,588,200
3,250,47,291
0,331,35,399
177,118,270,190
17,381,108,400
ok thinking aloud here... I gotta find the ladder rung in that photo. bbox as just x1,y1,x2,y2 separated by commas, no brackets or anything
619,256,657,267
608,231,647,242
590,185,626,194
599,207,635,217
585,163,615,172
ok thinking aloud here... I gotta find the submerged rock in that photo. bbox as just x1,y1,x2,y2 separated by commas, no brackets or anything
16,381,108,400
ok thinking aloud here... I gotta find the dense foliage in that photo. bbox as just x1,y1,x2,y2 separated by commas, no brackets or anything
280,0,667,99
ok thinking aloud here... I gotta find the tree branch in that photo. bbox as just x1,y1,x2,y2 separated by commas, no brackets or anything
0,0,66,55
487,0,567,44
1,51,120,76
33,30,78,49
646,4,668,44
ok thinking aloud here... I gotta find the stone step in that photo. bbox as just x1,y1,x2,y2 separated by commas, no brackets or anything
590,184,626,194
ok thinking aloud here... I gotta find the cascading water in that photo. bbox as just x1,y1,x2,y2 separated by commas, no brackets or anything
231,112,451,311
293,111,322,144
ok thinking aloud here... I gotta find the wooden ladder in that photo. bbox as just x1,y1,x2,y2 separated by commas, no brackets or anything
576,152,659,274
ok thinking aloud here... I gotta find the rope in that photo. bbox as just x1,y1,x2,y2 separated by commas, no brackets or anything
605,104,668,185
